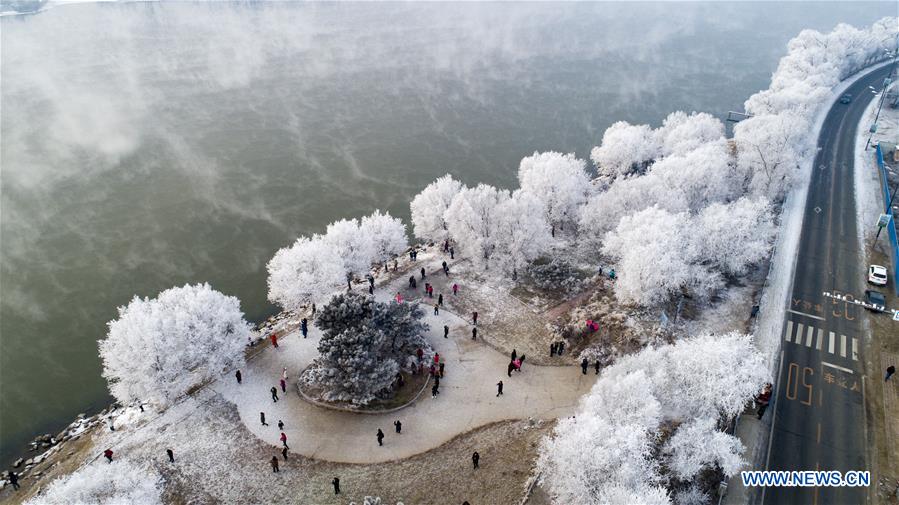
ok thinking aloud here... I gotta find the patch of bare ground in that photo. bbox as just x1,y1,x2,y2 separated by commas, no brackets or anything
13,394,552,505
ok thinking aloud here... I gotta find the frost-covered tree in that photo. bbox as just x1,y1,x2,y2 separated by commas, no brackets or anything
266,235,346,312
590,121,658,178
410,174,464,242
517,151,592,236
664,418,744,481
310,292,429,404
655,111,725,158
325,218,376,289
98,283,251,407
650,139,737,213
602,206,717,306
25,460,163,505
360,210,408,268
492,190,553,279
538,332,767,504
444,183,509,268
733,113,808,200
694,197,774,276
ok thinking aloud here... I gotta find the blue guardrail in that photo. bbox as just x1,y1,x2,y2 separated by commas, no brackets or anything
875,144,899,295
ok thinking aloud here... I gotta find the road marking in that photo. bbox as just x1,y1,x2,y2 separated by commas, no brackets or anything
829,331,836,354
787,309,825,320
806,326,815,347
822,361,854,374
816,328,824,350
852,338,859,361
784,321,794,342
840,334,847,358
796,323,805,345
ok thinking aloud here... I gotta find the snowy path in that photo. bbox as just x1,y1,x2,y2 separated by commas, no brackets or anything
211,257,597,464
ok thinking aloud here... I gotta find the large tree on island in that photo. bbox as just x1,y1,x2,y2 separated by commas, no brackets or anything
266,235,346,312
308,292,429,405
98,283,252,407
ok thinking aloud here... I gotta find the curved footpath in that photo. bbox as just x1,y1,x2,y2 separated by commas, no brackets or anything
210,257,598,464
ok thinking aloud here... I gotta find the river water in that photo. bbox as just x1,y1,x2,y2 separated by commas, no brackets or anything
0,2,891,464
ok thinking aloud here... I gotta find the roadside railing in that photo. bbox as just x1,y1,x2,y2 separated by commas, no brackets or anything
875,144,899,295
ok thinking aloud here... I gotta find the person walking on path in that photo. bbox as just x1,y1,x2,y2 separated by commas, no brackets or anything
301,318,308,338
369,284,374,295
280,432,289,449
279,378,287,393
432,382,440,398
450,246,454,259
425,282,431,297
472,451,480,469
270,456,279,473
511,349,517,361
442,261,449,276
421,267,426,280
513,358,522,372
444,239,450,252
332,477,341,495
7,471,19,491
558,341,565,355
235,370,242,384
428,284,434,297
581,357,589,374
434,352,440,364
507,361,515,377
282,447,289,460
496,380,503,396
311,303,316,317
452,283,459,295
550,342,556,356
409,276,416,289
377,429,385,446
439,362,445,377
166,449,174,463
278,420,284,430
755,383,772,419
282,366,289,382
594,360,601,375
270,332,279,348
434,303,439,315
444,325,449,338
394,420,402,434
103,448,114,463
472,327,477,340
438,293,443,306
395,292,404,304
472,311,478,325
886,365,896,381
260,412,268,426
271,387,279,402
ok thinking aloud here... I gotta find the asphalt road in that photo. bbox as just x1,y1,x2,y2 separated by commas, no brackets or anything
763,65,894,505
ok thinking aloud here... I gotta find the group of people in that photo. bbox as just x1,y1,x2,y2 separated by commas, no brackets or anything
506,348,526,377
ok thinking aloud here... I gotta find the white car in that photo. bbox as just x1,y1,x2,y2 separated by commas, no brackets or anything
868,265,888,286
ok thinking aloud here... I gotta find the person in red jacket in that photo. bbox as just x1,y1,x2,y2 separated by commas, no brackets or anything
280,432,289,449
103,448,113,463
755,383,773,419
270,333,279,348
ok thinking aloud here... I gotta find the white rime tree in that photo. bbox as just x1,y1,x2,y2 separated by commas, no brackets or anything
538,332,767,504
694,197,774,277
324,218,376,289
25,460,163,505
98,283,252,407
655,111,725,158
266,235,346,312
410,174,464,242
517,151,592,237
444,183,509,269
310,292,429,405
492,190,553,279
733,113,808,200
360,210,409,268
590,121,659,179
601,206,717,306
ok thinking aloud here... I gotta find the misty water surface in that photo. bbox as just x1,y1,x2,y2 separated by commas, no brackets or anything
1,1,893,464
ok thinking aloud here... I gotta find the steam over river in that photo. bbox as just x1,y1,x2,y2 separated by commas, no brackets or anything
0,1,892,464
